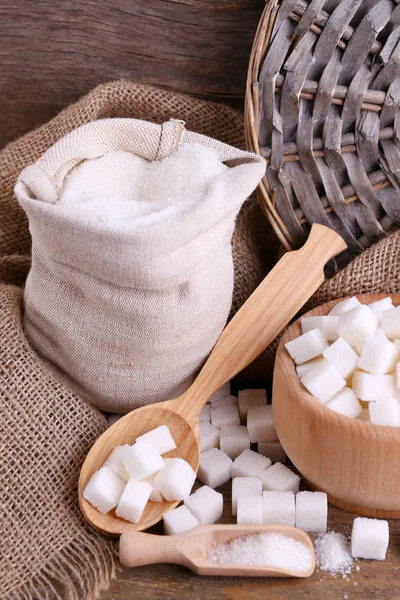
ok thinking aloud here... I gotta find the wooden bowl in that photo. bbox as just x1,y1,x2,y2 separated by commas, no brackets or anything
273,293,400,518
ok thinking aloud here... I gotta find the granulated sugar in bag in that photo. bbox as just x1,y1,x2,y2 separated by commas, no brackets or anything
15,117,265,412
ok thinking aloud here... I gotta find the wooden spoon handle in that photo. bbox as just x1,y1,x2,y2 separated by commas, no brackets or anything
176,224,346,420
119,530,184,568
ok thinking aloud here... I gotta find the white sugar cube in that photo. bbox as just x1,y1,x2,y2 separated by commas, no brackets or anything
322,338,359,379
336,305,378,347
103,445,131,481
262,491,295,526
200,405,211,422
359,337,399,375
163,505,200,536
115,480,152,523
145,474,164,503
83,467,126,514
211,394,238,408
369,297,393,321
326,387,363,418
232,477,262,516
211,405,240,429
374,327,389,341
184,486,223,524
257,441,287,463
237,495,263,525
231,449,272,478
199,421,220,452
238,389,267,423
247,405,277,443
369,398,400,426
198,448,232,488
295,491,327,533
329,297,361,316
220,425,250,460
357,408,371,423
153,458,196,501
352,371,394,402
296,358,324,379
136,425,176,456
301,316,340,341
208,383,231,404
122,440,165,480
301,359,346,404
285,328,328,365
351,517,389,560
258,463,300,493
381,306,400,339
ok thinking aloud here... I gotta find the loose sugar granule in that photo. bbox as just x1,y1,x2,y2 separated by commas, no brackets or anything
208,532,313,572
315,532,353,577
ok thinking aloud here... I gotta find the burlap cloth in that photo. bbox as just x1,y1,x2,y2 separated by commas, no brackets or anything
1,79,400,600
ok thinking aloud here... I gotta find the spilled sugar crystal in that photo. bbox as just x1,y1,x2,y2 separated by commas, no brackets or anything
57,144,228,230
208,533,313,572
314,532,353,576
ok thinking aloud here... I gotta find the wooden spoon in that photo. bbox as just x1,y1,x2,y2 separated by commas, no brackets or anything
78,223,346,536
119,524,315,577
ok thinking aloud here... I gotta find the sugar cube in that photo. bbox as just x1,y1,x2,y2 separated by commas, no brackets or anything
238,389,267,423
368,297,393,321
359,337,399,375
199,421,220,452
262,491,295,526
122,440,164,480
285,328,328,365
301,359,346,404
258,463,300,493
103,445,131,481
163,505,200,536
296,358,324,379
211,394,238,408
301,316,340,341
351,517,389,560
352,371,394,401
153,458,196,501
247,405,277,443
198,448,232,488
200,405,211,422
232,477,262,516
369,398,400,426
220,425,250,460
136,425,176,455
374,327,389,341
115,480,152,523
258,441,287,463
184,486,223,524
325,387,363,418
381,306,400,339
145,474,164,503
329,297,361,316
208,383,231,404
83,467,126,514
295,491,327,533
237,495,263,524
322,338,359,379
231,449,272,478
211,405,240,429
336,305,378,347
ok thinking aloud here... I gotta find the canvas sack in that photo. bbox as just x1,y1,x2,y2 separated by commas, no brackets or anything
15,117,265,412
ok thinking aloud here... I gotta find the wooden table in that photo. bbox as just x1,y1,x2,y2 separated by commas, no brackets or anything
101,476,400,600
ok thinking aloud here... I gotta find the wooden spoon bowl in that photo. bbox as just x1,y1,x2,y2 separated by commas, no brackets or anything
273,293,400,518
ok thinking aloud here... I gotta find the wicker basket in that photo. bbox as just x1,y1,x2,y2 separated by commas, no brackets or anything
245,0,400,266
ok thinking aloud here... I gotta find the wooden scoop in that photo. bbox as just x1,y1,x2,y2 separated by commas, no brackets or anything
119,524,316,577
78,224,346,536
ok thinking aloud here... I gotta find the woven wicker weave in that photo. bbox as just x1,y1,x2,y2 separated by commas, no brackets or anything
245,0,400,266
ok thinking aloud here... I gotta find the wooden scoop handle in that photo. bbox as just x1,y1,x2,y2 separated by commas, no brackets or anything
119,530,184,568
175,224,346,420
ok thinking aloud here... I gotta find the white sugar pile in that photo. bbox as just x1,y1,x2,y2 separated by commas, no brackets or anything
207,532,313,572
315,531,353,577
57,143,228,229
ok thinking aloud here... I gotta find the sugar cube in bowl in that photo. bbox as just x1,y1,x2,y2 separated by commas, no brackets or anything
273,293,400,518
